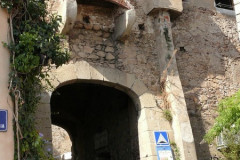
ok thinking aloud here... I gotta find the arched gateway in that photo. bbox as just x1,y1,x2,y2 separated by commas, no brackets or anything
36,61,163,160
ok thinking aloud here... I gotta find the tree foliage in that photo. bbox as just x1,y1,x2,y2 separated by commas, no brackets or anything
0,0,70,159
204,90,240,159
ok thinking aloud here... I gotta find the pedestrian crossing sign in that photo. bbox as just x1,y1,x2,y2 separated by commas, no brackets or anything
154,131,170,146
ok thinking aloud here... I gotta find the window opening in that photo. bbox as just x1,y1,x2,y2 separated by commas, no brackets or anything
215,0,234,10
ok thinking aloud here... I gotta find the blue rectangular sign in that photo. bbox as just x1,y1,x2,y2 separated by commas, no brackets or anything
156,146,173,160
0,110,7,132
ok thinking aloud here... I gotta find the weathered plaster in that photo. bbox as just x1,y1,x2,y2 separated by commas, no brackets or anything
0,8,14,160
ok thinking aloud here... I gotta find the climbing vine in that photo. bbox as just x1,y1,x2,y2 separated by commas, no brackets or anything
0,0,69,159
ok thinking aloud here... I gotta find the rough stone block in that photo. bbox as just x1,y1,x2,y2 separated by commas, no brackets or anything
103,68,121,84
83,46,94,54
138,132,155,158
75,61,91,80
39,91,52,104
96,51,105,57
235,3,240,15
103,68,137,93
125,73,137,89
236,14,240,23
181,122,194,143
139,0,183,15
113,9,136,41
139,93,156,108
131,79,148,96
138,119,149,133
88,54,99,60
106,53,115,60
138,108,148,123
105,46,114,53
55,63,78,84
36,104,51,115
89,65,104,80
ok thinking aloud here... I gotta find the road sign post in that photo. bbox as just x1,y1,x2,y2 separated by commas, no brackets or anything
154,131,174,160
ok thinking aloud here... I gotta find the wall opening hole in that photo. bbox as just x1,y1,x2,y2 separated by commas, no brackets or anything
215,0,234,10
180,47,186,52
83,15,90,23
138,24,145,31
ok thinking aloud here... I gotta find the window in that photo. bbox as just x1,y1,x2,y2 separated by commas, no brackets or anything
215,0,234,10
216,132,227,150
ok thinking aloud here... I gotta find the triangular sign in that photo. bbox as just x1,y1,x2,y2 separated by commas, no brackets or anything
157,133,168,145
154,131,170,146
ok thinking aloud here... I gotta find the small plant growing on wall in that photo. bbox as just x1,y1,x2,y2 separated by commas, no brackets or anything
0,0,70,159
170,142,181,160
163,27,172,50
163,109,173,122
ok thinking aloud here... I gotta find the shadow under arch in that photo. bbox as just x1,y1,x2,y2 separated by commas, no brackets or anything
55,79,142,112
50,80,140,160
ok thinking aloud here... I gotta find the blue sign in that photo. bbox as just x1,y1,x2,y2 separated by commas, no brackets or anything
154,131,170,146
0,110,7,132
156,145,173,160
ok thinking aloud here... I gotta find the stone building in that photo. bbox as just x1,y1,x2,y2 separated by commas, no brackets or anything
1,0,240,160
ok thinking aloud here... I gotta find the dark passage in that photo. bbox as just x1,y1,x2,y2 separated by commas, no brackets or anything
51,83,140,160
215,0,233,10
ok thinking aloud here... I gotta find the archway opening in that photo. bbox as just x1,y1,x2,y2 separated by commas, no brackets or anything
52,125,72,159
51,82,140,160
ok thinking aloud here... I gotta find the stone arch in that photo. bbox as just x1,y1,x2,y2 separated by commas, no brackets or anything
38,61,160,159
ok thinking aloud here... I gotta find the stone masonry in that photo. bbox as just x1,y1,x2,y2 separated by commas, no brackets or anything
34,0,240,160
172,1,240,159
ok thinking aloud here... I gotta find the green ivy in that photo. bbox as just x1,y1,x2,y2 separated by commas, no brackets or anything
163,109,173,122
0,0,70,159
170,142,181,160
204,90,240,142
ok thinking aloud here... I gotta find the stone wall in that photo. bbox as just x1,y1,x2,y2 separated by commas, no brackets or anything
36,2,177,158
36,0,200,159
172,2,240,159
52,125,72,158
69,4,161,94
